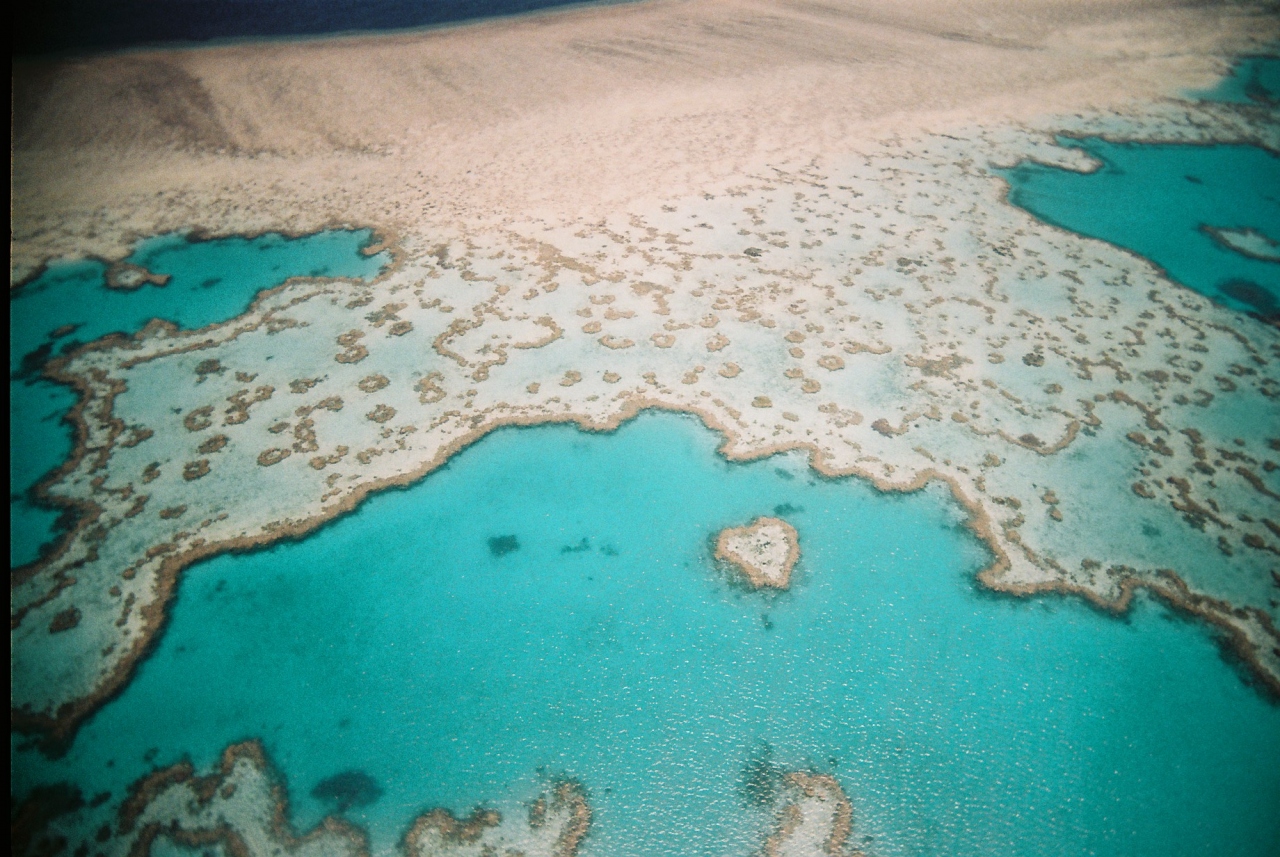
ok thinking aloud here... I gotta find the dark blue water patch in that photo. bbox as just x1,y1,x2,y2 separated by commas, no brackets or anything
13,0,630,56
8,229,388,568
311,770,384,813
1188,55,1280,105
1001,137,1280,319
12,413,1280,856
9,379,80,567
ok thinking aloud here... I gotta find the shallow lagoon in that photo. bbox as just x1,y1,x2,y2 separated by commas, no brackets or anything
1187,55,1280,105
13,414,1280,856
1003,138,1280,319
8,230,387,567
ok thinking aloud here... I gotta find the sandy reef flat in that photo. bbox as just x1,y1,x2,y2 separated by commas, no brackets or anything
10,1,1280,855
717,516,800,588
13,737,857,857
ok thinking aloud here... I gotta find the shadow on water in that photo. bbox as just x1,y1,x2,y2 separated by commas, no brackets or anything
739,743,784,808
1219,278,1280,322
488,535,520,557
312,770,384,814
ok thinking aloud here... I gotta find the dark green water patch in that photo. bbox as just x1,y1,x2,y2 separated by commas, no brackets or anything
311,770,384,814
1187,55,1280,105
488,534,521,556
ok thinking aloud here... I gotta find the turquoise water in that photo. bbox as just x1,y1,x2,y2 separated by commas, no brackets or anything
9,379,79,565
1188,55,1280,105
8,230,388,568
13,414,1280,856
1003,139,1280,318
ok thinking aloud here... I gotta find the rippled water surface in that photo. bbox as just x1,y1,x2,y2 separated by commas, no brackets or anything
13,414,1280,856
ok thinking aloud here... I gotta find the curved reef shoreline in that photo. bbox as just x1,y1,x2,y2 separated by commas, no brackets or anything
14,99,1280,749
716,516,801,589
10,2,1280,854
17,737,866,857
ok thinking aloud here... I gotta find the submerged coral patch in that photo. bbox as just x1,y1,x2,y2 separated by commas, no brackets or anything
488,535,520,557
311,770,384,813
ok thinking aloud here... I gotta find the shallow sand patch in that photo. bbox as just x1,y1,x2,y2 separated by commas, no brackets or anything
716,516,800,589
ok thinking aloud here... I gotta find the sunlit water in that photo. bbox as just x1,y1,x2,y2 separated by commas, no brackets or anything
1003,138,1280,319
12,414,1280,856
13,54,1280,857
1003,57,1280,320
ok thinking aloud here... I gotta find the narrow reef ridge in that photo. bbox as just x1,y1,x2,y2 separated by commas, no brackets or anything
403,780,590,857
716,516,800,589
14,740,861,857
14,741,591,857
14,741,368,857
764,772,862,857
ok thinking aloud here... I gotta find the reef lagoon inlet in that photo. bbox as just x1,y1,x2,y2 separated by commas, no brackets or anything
11,3,1280,856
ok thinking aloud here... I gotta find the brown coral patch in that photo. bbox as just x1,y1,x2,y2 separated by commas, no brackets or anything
715,516,800,589
817,355,845,371
335,330,369,363
358,374,390,393
182,460,210,481
366,405,397,423
289,378,321,393
257,448,291,467
49,607,81,633
198,434,229,454
415,373,446,404
183,407,214,432
105,262,169,291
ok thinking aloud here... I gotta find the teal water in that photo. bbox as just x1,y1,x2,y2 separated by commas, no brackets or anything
13,414,1280,856
1187,55,1280,105
8,230,388,568
1003,138,1280,318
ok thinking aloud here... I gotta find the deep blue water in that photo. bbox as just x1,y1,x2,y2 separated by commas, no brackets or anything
9,230,387,568
14,0,625,55
12,414,1280,856
1002,139,1280,319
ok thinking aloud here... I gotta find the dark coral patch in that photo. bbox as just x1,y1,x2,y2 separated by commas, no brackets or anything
1219,278,1279,321
311,770,383,813
488,535,520,557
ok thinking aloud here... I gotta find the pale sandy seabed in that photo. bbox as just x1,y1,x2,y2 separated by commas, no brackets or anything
10,1,1280,854
716,516,801,589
